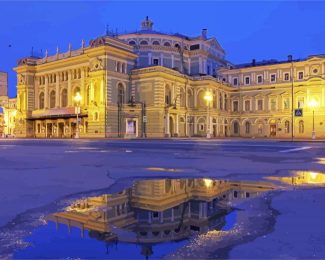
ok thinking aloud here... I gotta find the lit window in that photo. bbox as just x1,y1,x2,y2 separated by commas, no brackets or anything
257,100,263,110
245,121,250,134
270,99,276,110
245,100,250,111
298,97,304,108
284,98,290,109
233,101,239,112
299,120,304,134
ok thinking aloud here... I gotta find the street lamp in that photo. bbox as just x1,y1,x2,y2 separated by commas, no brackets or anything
308,98,318,140
74,92,82,139
204,91,213,139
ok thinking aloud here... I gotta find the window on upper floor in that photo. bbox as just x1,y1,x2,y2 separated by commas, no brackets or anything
284,73,290,81
270,98,276,110
244,76,250,85
283,98,290,109
257,75,263,84
297,97,304,108
257,99,263,110
153,59,159,66
190,44,200,50
233,101,239,112
270,74,276,82
298,71,304,80
244,100,250,111
140,40,148,45
152,41,160,45
163,42,171,47
128,40,136,46
233,78,238,86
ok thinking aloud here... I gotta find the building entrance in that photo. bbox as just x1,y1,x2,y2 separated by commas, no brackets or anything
270,124,277,137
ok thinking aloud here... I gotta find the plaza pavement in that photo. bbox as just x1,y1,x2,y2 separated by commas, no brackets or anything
1,138,325,258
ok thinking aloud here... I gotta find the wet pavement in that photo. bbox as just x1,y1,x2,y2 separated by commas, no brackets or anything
1,139,325,258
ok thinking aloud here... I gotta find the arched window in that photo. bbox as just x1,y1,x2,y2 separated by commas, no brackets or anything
140,40,148,45
197,91,206,108
128,40,136,46
73,87,80,97
163,42,171,47
285,120,290,133
165,85,172,105
117,83,125,104
174,43,180,48
152,41,160,45
245,121,250,134
61,89,67,107
49,90,56,108
180,88,186,107
39,92,44,109
258,123,263,135
233,121,239,135
299,120,304,134
187,89,194,108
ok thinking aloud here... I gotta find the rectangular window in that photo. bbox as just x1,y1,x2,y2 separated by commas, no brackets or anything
37,124,41,133
257,100,263,110
233,78,238,86
270,99,276,110
245,76,250,85
153,59,159,65
284,98,290,109
257,75,263,83
284,73,289,81
298,71,304,80
233,101,239,112
190,44,200,50
298,97,304,108
245,100,250,111
270,74,276,82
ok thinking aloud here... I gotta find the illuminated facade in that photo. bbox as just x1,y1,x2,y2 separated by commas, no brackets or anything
13,17,325,139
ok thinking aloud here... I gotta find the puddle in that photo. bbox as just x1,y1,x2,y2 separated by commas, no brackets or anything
265,171,325,186
11,178,276,259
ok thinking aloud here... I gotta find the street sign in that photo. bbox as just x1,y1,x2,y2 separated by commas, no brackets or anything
143,116,147,123
295,109,303,117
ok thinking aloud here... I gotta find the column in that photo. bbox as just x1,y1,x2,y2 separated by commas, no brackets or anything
194,116,197,135
165,112,170,135
171,54,174,68
100,78,104,104
67,71,72,106
80,69,85,106
188,58,191,74
148,53,152,65
44,75,49,108
55,73,60,107
176,114,179,135
160,53,164,66
199,57,202,74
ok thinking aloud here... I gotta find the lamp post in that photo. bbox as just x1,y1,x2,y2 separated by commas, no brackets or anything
74,92,82,139
308,98,318,140
204,91,213,139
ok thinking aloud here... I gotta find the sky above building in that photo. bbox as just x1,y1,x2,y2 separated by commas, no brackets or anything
1,0,325,97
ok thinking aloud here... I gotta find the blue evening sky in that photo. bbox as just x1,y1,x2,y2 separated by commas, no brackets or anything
1,1,325,97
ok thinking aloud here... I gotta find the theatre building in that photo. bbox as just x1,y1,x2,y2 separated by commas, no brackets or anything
13,17,325,139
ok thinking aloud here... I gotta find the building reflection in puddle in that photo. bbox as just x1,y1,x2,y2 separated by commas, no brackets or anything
266,171,325,186
46,178,275,257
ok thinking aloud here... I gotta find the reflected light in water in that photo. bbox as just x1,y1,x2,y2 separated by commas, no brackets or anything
266,171,325,186
203,178,213,188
